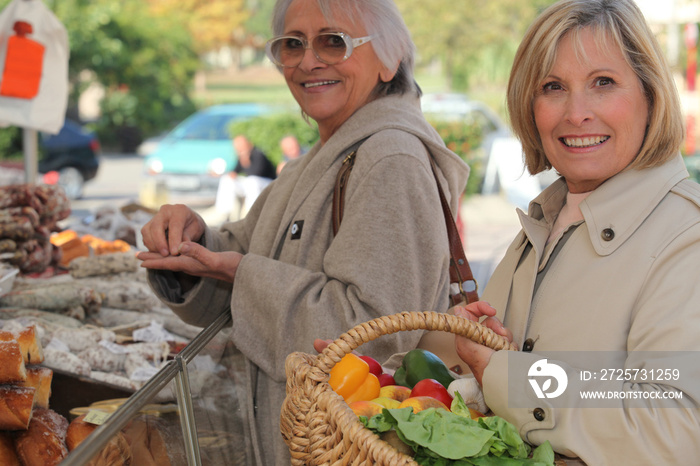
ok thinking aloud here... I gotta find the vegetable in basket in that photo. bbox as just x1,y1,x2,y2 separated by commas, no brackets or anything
362,393,555,465
329,353,381,403
393,348,457,389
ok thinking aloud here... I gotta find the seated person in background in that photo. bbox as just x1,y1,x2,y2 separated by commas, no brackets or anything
276,134,305,175
214,135,277,221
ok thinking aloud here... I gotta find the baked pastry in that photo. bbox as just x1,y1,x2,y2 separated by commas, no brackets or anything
122,414,187,466
19,366,53,409
0,385,35,430
14,408,68,466
0,431,20,466
66,414,132,465
65,413,97,451
0,325,44,365
0,341,27,384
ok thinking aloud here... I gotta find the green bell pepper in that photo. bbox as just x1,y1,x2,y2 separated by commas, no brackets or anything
395,348,457,389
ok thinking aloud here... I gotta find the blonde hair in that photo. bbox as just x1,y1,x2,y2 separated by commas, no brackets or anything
507,0,683,174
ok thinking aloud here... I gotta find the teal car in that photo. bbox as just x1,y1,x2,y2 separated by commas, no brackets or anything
143,103,271,197
685,154,700,183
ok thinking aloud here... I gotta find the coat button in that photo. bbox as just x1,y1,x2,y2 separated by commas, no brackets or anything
601,228,615,241
523,338,535,352
533,408,545,421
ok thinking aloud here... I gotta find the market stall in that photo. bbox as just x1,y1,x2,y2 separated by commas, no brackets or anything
0,182,256,464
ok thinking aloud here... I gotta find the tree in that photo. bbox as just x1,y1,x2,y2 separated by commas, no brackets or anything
396,0,556,90
146,0,249,53
55,0,200,149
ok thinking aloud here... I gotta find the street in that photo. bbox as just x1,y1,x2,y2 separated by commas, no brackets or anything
67,152,147,221
67,152,217,223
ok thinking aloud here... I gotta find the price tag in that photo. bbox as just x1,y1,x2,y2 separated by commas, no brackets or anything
83,410,112,426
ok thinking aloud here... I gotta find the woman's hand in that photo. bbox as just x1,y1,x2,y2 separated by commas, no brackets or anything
453,301,514,385
313,338,332,353
137,245,243,283
140,204,206,257
137,204,242,283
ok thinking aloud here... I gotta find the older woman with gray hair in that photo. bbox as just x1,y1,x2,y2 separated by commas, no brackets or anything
137,0,469,463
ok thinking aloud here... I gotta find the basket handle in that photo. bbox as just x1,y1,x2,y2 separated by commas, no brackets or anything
316,311,516,374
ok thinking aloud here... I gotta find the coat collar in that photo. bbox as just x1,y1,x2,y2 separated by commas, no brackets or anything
522,154,690,256
278,93,469,232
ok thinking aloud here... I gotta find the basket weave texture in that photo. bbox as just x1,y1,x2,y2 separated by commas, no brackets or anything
280,311,517,465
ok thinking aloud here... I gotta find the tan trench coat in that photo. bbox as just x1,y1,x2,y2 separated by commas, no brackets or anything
148,93,470,464
481,154,700,465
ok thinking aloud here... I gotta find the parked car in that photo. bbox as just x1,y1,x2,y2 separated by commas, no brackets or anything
684,154,700,183
421,92,511,138
39,120,101,200
143,104,272,200
421,92,556,210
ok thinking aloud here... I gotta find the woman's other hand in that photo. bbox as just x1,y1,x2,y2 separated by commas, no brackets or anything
453,302,514,385
313,338,332,353
138,244,242,283
140,204,206,256
137,204,242,283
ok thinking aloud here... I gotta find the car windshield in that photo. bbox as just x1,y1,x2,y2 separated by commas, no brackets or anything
175,114,240,141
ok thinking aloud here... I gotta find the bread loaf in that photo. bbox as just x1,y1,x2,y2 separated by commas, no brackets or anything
0,431,20,466
14,408,68,466
0,325,44,365
66,414,132,465
19,366,53,409
122,415,185,466
0,341,27,384
0,385,35,430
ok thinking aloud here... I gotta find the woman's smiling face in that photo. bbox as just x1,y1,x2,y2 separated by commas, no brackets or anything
533,27,649,193
282,0,393,142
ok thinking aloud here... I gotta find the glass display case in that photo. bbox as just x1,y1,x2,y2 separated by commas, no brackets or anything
61,311,253,465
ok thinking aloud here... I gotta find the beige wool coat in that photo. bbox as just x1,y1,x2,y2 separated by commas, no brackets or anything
148,93,470,464
481,154,700,465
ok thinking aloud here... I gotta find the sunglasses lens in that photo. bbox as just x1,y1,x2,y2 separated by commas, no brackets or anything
268,33,351,67
313,33,348,64
270,37,305,67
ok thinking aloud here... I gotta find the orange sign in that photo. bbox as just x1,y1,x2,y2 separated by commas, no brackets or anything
0,21,44,99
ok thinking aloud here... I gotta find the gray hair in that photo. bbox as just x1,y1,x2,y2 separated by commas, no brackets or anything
271,0,419,97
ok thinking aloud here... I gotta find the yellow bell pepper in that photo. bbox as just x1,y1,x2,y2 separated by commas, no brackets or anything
329,353,381,403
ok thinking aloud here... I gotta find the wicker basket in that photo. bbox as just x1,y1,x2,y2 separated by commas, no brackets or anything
280,311,517,465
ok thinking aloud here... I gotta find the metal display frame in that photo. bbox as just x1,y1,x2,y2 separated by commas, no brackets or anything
61,310,233,466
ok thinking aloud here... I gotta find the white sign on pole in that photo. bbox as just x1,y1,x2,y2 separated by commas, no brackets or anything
0,0,69,184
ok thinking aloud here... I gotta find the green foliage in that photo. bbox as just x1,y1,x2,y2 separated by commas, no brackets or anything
56,0,200,150
0,127,22,160
229,112,319,166
397,0,558,90
427,119,488,197
0,0,201,151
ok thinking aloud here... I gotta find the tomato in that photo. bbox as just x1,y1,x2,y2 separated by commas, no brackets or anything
409,378,454,409
359,355,383,377
377,373,396,387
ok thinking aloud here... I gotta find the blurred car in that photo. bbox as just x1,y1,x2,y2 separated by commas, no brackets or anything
684,154,700,183
39,119,101,200
421,92,556,210
421,92,511,138
136,132,166,157
143,104,271,199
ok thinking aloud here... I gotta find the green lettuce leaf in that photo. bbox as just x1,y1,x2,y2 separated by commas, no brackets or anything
363,399,555,466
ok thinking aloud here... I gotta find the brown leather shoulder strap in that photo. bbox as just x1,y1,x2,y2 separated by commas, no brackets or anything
332,140,478,305
427,156,479,305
